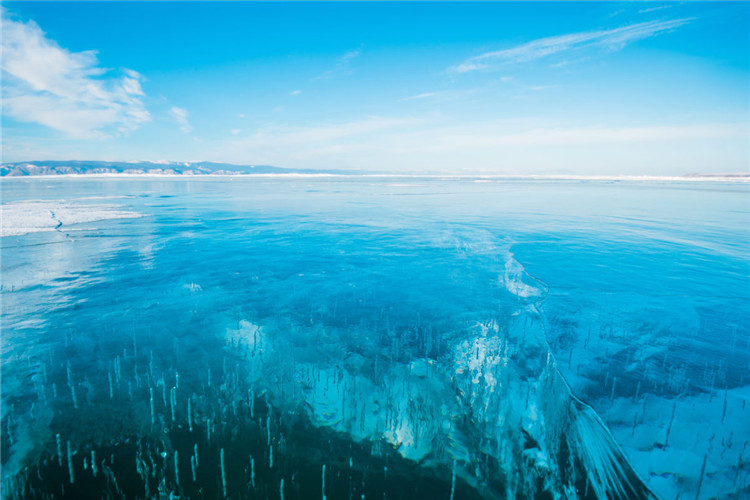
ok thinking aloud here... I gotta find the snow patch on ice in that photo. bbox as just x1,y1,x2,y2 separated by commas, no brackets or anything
0,201,144,237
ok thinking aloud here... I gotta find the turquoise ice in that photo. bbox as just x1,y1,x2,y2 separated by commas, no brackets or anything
1,176,748,499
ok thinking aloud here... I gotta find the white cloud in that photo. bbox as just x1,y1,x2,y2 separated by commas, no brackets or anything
498,76,556,92
528,85,554,91
400,89,478,103
449,18,693,73
549,57,590,69
289,89,302,96
314,49,361,80
639,5,672,14
169,106,192,133
231,129,241,135
401,92,441,101
339,50,360,64
1,13,150,138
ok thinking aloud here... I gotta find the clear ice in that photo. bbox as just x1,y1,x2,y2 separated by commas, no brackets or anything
1,177,748,499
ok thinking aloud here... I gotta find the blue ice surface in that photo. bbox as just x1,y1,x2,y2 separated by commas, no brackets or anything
1,176,748,499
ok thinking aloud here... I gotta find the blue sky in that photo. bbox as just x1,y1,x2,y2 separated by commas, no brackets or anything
1,2,748,174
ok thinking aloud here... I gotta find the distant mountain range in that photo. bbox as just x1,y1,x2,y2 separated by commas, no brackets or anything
1,161,747,180
0,161,351,177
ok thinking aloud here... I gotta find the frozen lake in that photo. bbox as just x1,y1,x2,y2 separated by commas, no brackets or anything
1,176,748,499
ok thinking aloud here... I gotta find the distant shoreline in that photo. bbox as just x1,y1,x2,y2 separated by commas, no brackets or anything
1,173,748,183
3,161,747,182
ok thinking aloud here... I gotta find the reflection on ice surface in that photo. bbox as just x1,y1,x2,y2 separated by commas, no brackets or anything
1,177,748,499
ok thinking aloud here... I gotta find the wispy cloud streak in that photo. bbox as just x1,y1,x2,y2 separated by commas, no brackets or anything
401,92,442,101
400,89,479,103
639,6,673,14
314,50,360,80
169,106,192,133
450,18,693,73
1,12,151,138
